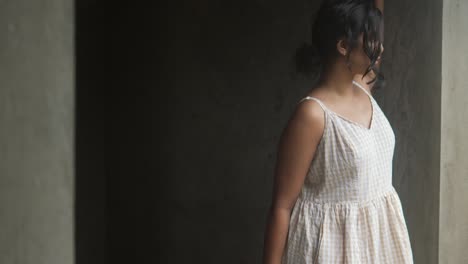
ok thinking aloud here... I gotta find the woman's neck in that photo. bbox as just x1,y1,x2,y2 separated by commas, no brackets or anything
317,62,355,97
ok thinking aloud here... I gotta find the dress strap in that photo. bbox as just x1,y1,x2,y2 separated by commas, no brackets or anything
352,80,373,99
297,96,328,112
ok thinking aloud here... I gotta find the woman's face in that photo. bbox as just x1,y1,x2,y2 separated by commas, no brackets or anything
346,32,384,75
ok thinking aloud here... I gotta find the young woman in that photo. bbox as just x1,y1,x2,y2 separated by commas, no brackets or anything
262,0,414,263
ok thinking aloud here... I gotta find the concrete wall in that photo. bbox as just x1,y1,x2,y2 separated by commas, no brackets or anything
105,2,169,263
0,1,74,264
159,1,323,263
75,1,106,264
440,0,468,263
104,0,326,262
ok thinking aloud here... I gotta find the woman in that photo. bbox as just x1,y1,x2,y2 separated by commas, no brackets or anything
262,0,414,263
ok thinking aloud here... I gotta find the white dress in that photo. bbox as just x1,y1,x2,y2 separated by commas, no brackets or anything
282,80,414,263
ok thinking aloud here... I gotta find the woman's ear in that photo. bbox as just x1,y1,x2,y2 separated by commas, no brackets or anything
336,38,348,56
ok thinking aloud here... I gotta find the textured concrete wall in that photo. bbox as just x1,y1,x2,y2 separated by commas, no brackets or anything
105,2,169,263
440,0,468,263
0,1,74,264
157,1,323,262
75,1,106,264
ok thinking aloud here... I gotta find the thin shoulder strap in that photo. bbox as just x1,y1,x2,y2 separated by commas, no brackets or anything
352,80,373,99
297,96,328,112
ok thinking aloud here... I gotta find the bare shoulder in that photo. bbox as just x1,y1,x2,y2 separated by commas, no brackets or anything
281,97,326,149
293,97,325,127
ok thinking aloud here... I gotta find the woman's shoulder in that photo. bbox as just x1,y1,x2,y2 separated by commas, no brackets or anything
286,94,326,144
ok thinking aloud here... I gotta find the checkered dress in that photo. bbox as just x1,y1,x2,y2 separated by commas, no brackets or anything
282,80,414,263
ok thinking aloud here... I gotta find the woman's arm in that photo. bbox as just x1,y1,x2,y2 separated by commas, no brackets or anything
376,0,384,41
370,0,384,91
375,0,384,14
262,101,325,264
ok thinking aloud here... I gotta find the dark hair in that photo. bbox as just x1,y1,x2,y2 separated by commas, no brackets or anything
295,0,385,89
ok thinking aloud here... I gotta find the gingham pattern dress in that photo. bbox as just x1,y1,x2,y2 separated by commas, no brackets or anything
282,80,414,263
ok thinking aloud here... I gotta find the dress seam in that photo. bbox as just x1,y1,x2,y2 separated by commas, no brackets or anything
298,186,396,208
